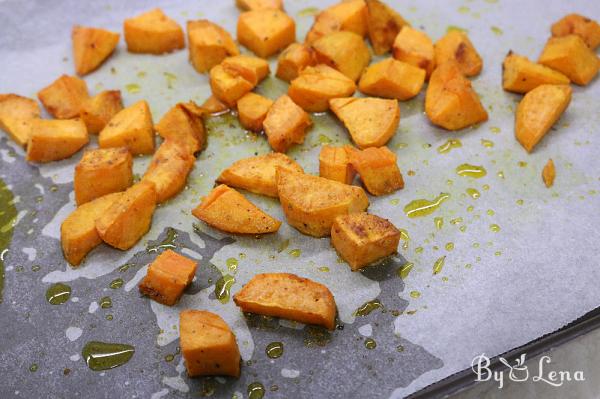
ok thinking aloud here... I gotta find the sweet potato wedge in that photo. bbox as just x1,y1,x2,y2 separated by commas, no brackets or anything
236,92,273,132
72,25,120,76
319,0,368,37
542,159,556,188
551,13,600,49
99,100,154,155
365,0,409,55
236,0,283,10
188,20,240,73
201,95,230,115
434,31,482,77
263,95,312,153
288,64,356,112
80,90,124,134
139,250,197,306
209,64,255,107
319,145,355,184
276,43,315,82
358,58,425,100
348,146,404,195
305,11,342,45
26,119,89,163
124,8,184,54
237,9,295,58
502,52,570,94
312,31,371,81
0,94,40,147
222,55,270,85
538,35,599,86
392,26,435,77
37,75,89,119
155,101,206,154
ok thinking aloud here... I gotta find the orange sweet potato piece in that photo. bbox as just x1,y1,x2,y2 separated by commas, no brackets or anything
348,146,403,195
222,55,270,85
263,95,311,153
237,9,295,58
124,8,184,54
139,250,197,306
188,20,240,73
201,95,230,115
312,31,371,81
502,52,570,94
358,58,425,100
538,35,599,86
72,25,120,76
276,43,315,82
365,0,409,55
319,145,355,184
26,119,89,163
0,94,40,147
80,90,124,134
37,75,89,119
542,159,556,188
155,101,206,154
236,0,283,10
99,100,155,155
236,92,273,132
320,0,368,37
434,31,483,77
551,13,600,49
305,11,342,45
288,64,356,112
209,64,255,107
392,26,435,77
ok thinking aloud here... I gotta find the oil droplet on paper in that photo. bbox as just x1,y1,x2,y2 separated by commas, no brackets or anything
288,249,301,257
397,262,414,279
100,296,112,309
215,274,235,304
248,382,265,399
434,217,443,230
399,229,410,250
266,342,284,359
355,299,383,316
46,283,71,305
489,126,501,134
437,139,462,154
404,193,450,218
481,139,494,148
147,228,178,253
409,290,421,299
82,341,134,371
364,338,377,349
456,164,487,178
466,188,480,199
433,256,446,275
125,83,140,94
226,257,238,272
109,278,124,289
490,224,501,232
445,242,455,251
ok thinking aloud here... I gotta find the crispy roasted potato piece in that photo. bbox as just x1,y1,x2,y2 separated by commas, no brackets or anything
155,101,206,154
263,95,311,153
234,273,337,330
188,20,240,73
0,94,40,147
320,0,368,37
277,168,369,237
37,75,89,119
72,25,119,76
358,58,425,100
74,147,133,205
515,84,571,153
425,61,488,131
305,11,342,45
434,31,482,76
502,52,570,94
551,13,600,49
217,152,303,197
312,31,371,81
319,145,355,184
538,35,599,86
236,92,273,132
276,43,315,82
124,8,184,54
99,100,154,155
331,212,400,270
222,55,270,85
237,9,295,58
139,250,197,306
348,146,403,195
80,90,123,134
61,192,123,266
95,181,157,250
180,310,241,378
209,64,255,107
26,119,89,163
192,184,281,234
392,26,435,77
201,95,230,115
236,0,283,10
365,0,409,55
329,97,399,149
288,64,356,112
542,159,556,188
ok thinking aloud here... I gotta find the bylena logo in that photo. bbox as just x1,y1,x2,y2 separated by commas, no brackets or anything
471,353,585,389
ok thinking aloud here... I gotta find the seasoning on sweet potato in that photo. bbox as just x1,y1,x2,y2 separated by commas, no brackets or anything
201,95,230,115
37,75,89,119
72,25,119,76
0,94,40,147
347,146,403,195
263,95,311,153
319,145,355,184
542,159,556,188
236,92,273,132
74,147,133,205
312,31,371,82
305,11,341,44
139,250,197,306
276,43,315,82
392,26,435,77
320,0,368,37
329,97,399,149
434,31,482,77
155,101,206,155
233,273,337,330
237,9,295,58
217,152,303,198
209,64,255,107
538,35,599,86
99,100,154,155
502,52,570,94
288,64,356,112
425,61,488,131
551,14,600,50
80,90,124,134
365,0,409,55
124,8,184,54
95,181,157,250
188,20,239,73
236,0,282,10
26,119,89,163
358,58,425,100
180,310,241,378
192,184,281,234
222,55,270,85
277,168,369,237
515,84,572,153
331,212,400,271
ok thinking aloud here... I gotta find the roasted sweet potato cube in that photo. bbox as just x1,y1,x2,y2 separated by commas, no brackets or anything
155,101,206,154
358,58,425,100
348,146,403,195
551,13,600,49
188,20,240,73
209,64,255,107
319,0,368,37
95,181,157,250
180,310,241,378
217,152,303,197
80,90,124,134
99,100,154,155
124,8,184,54
305,11,342,45
74,147,133,205
538,35,599,86
61,192,123,266
425,61,488,131
37,75,89,119
515,84,572,153
276,43,315,82
72,25,120,76
365,0,410,55
331,212,400,270
434,31,482,77
237,9,295,58
263,95,311,153
139,250,197,306
192,185,281,234
329,97,399,149
312,31,371,81
392,26,435,77
319,145,355,184
0,94,40,147
222,55,270,85
201,95,230,115
0,119,33,148
502,52,570,94
542,159,556,188
26,119,89,163
236,0,283,10
277,168,369,237
236,92,273,132
288,64,356,112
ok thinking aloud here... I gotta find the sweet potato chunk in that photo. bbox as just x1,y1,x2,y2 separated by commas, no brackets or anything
538,35,599,86
201,95,230,115
217,152,303,197
26,119,89,163
180,310,241,378
0,94,40,147
319,0,368,37
192,185,281,234
188,20,240,73
80,90,123,134
434,31,482,77
305,11,342,45
72,26,119,76
234,273,337,330
99,100,154,155
236,92,273,132
365,0,409,55
312,31,371,81
61,192,122,266
209,64,254,107
348,146,403,195
263,95,311,153
288,64,356,112
392,26,435,77
37,75,89,119
319,145,355,184
74,147,133,205
502,52,570,94
425,61,488,131
515,84,571,153
237,9,295,58
124,8,184,54
277,168,369,237
542,159,556,188
95,181,157,250
551,13,600,49
155,102,206,154
329,97,399,149
236,0,282,10
358,58,425,100
276,43,315,82
331,212,400,270
139,250,197,306
222,55,270,85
